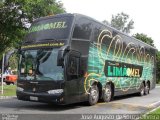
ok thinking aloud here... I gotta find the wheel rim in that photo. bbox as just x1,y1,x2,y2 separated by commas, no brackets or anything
90,87,98,102
141,89,144,95
104,87,111,100
145,84,149,94
141,85,144,95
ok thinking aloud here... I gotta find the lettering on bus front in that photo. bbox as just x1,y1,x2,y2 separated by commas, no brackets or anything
28,21,67,33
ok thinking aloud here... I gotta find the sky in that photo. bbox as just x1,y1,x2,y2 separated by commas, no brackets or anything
60,0,160,50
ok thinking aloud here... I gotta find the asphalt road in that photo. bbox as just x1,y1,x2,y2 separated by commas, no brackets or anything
0,86,160,120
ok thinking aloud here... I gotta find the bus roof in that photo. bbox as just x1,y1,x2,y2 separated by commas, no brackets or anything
33,13,156,50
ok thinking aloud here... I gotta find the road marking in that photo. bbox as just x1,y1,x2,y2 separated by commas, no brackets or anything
96,102,149,110
97,102,147,107
96,100,160,114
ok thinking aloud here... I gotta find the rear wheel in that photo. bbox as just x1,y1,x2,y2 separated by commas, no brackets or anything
139,82,145,96
88,84,99,106
102,84,112,102
145,82,150,95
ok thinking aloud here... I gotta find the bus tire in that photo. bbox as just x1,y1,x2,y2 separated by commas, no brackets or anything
88,84,99,106
139,82,145,96
102,84,112,102
145,82,150,95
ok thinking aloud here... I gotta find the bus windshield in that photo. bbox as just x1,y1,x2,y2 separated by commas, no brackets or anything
19,48,63,81
24,16,73,42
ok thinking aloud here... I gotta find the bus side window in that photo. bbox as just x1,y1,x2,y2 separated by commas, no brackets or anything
72,17,92,40
68,56,80,79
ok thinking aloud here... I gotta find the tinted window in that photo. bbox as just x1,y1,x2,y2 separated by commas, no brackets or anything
72,18,92,40
93,24,105,42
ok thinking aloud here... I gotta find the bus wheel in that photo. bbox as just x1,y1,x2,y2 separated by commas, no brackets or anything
139,82,145,96
145,82,150,95
88,84,99,105
102,84,112,102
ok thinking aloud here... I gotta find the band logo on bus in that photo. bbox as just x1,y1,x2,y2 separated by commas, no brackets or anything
28,21,67,33
104,60,143,77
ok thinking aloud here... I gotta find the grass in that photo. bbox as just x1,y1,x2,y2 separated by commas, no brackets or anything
141,108,160,120
151,108,160,114
0,84,16,96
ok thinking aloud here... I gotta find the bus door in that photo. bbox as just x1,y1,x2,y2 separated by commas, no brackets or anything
65,50,81,103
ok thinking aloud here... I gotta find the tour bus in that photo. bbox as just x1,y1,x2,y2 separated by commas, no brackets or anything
16,13,156,105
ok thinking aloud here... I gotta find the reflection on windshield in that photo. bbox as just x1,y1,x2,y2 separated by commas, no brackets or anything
19,48,63,81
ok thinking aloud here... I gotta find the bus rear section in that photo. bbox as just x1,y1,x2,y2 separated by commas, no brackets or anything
84,26,156,105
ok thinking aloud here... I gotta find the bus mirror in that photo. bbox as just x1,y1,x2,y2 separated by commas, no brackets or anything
57,45,70,66
57,50,64,66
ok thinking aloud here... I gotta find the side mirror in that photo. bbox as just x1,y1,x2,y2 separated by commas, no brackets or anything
57,50,65,66
57,45,70,66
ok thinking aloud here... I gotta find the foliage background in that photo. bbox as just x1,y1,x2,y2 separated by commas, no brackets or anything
0,0,65,70
0,0,65,57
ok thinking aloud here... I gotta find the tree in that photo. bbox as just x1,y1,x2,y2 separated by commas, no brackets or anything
156,51,160,83
0,0,65,57
133,33,154,46
102,20,110,26
110,12,134,34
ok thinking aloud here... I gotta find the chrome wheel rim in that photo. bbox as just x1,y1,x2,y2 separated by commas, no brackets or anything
141,86,144,95
105,87,111,99
91,88,98,101
145,84,149,94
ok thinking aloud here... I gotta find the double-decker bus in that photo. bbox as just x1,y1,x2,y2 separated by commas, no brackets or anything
17,13,156,105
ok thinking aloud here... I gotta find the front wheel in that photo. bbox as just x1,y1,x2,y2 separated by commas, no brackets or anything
88,85,99,106
102,84,112,102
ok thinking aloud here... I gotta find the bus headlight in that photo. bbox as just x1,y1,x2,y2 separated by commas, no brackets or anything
17,87,24,92
47,89,63,94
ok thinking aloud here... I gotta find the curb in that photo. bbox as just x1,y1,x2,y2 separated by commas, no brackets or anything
146,106,160,115
156,86,160,88
0,96,16,100
148,101,160,109
141,103,160,120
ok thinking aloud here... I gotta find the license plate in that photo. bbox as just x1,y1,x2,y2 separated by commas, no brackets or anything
30,96,38,101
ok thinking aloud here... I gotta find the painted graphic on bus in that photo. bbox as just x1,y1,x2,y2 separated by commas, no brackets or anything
84,29,154,93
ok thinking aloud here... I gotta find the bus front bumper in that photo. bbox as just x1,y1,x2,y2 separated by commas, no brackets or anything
16,91,65,104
